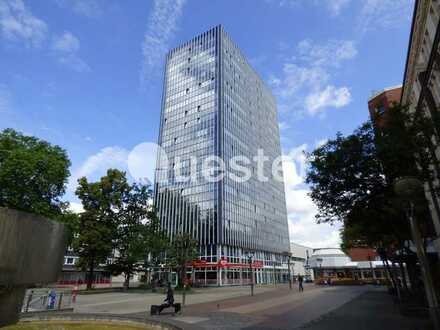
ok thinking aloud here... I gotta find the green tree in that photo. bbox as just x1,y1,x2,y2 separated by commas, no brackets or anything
306,122,387,224
143,210,169,291
107,183,154,290
0,128,70,218
168,233,198,305
305,119,419,290
74,169,130,290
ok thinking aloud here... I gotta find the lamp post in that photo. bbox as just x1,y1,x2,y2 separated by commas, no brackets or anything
283,251,292,290
394,177,440,330
247,253,254,296
317,258,323,282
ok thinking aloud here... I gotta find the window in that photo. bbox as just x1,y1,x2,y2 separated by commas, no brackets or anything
197,105,201,112
185,110,188,115
65,257,75,265
186,88,190,94
184,122,187,128
376,105,385,115
197,117,200,123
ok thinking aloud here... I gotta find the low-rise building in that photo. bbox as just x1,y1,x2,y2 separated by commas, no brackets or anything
367,86,402,128
308,248,396,282
290,243,314,281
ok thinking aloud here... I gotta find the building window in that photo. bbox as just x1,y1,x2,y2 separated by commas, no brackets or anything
197,105,201,112
375,105,385,115
65,257,75,265
186,88,190,94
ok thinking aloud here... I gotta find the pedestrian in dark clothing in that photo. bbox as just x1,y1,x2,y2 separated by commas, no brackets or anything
298,275,304,292
158,283,175,314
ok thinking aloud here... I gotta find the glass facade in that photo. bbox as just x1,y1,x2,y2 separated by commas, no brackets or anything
155,25,290,285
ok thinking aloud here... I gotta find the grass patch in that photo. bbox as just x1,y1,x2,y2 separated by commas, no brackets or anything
4,321,157,330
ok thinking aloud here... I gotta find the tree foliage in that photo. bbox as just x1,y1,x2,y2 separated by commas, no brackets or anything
73,169,169,290
305,103,439,290
168,233,198,287
74,169,130,289
306,122,387,225
108,183,168,290
0,128,71,218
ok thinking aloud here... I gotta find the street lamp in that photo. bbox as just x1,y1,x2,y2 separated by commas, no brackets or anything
394,176,440,330
246,252,254,296
316,258,323,281
283,251,292,290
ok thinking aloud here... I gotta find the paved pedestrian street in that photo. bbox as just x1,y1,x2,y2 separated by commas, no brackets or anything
50,284,430,330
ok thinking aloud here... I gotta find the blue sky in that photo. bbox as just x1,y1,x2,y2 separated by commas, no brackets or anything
0,0,414,247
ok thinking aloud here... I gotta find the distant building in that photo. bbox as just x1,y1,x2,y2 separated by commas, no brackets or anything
367,86,402,128
58,247,111,288
290,242,314,281
347,248,379,262
308,248,394,281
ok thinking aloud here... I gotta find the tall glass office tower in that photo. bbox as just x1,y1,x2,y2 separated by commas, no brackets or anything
154,25,290,286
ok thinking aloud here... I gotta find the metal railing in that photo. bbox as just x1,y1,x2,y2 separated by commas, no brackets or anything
22,288,73,313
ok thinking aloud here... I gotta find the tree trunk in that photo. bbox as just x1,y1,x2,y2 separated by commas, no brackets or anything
383,258,398,291
87,261,94,291
182,265,187,306
124,273,130,291
398,259,410,294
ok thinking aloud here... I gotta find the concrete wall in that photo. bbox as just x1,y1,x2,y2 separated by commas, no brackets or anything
0,207,66,326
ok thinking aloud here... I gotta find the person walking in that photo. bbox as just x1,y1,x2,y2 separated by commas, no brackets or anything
158,283,175,314
298,275,304,292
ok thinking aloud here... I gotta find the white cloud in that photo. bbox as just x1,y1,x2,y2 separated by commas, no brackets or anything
326,0,351,16
305,85,351,114
68,142,163,194
357,0,414,36
0,0,48,47
282,144,342,248
289,208,342,249
271,0,350,16
68,146,129,193
297,39,357,68
140,0,186,86
52,31,90,72
52,31,79,52
55,0,103,18
68,201,84,213
271,39,355,117
315,138,328,148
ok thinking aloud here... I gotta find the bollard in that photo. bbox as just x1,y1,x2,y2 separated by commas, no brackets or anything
58,293,63,310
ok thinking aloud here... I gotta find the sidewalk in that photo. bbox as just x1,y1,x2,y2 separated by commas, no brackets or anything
22,285,431,330
148,286,431,330
298,290,431,330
